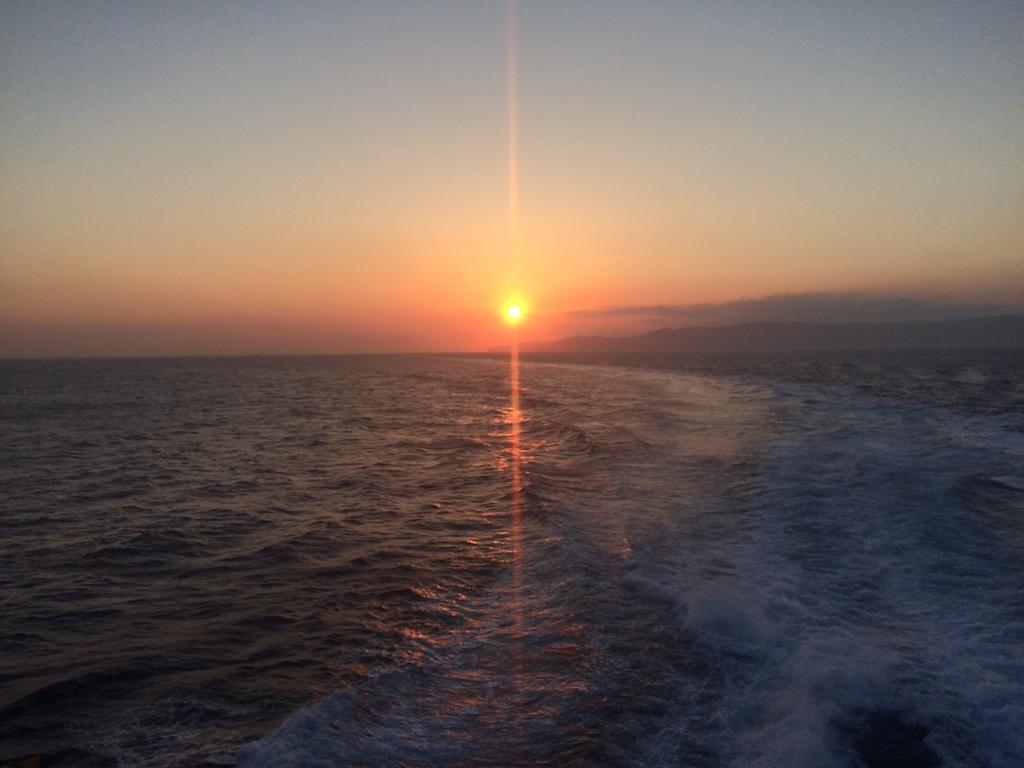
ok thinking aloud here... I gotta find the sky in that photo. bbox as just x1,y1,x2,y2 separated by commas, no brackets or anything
1,1,1022,357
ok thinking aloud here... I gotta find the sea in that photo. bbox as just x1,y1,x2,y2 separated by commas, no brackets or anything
1,349,1022,767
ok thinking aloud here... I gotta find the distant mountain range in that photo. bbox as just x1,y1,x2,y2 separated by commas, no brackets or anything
499,315,1024,353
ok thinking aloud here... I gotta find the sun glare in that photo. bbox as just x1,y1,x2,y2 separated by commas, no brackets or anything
504,301,525,324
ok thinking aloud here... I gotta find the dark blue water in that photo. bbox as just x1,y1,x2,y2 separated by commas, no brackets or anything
1,350,1022,767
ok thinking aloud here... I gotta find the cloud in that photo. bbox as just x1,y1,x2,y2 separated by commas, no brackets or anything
567,292,1019,326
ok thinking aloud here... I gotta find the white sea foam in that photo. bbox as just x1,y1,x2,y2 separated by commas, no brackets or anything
643,380,1024,767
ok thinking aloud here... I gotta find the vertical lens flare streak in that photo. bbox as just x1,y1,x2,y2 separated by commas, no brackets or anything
506,0,524,675
506,0,519,284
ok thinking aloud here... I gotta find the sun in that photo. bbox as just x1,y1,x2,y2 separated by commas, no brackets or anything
503,299,527,325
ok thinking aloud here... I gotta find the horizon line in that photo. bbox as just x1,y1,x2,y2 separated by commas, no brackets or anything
4,312,1023,362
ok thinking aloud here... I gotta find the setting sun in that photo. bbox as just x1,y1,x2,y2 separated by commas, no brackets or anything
503,301,525,324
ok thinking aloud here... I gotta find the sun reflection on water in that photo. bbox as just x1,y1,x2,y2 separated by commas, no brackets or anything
508,332,523,675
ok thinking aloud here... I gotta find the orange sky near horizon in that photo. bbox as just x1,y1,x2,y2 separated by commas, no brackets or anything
2,2,1022,357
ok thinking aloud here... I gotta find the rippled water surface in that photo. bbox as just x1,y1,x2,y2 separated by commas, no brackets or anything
1,351,1022,767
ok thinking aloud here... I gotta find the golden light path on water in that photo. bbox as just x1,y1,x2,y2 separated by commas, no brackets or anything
508,331,522,674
